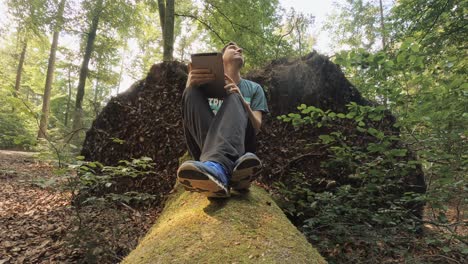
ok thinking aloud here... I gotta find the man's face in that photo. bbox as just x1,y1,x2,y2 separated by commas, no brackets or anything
222,44,244,67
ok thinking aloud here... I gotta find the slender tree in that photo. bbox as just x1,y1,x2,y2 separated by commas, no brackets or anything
378,0,386,50
8,0,48,98
38,0,66,139
14,40,27,98
64,67,72,126
71,0,103,135
158,0,175,61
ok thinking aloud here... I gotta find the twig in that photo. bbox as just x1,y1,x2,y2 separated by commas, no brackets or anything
205,0,270,44
275,17,297,59
279,151,325,178
419,0,450,43
419,254,462,264
175,13,225,43
119,201,139,215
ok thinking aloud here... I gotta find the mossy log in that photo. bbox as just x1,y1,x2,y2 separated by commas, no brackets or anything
123,186,326,263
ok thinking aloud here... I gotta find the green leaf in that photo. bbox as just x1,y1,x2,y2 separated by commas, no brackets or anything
410,44,420,52
357,126,367,133
346,112,356,119
319,135,335,144
389,149,407,157
441,246,451,253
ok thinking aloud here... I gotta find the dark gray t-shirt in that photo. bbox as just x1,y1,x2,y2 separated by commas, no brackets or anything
208,79,269,115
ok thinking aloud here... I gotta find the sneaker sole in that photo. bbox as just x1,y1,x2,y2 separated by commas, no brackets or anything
177,163,230,198
231,156,262,190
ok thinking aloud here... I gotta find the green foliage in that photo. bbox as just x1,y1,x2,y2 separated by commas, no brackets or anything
330,1,467,248
200,0,282,67
283,1,467,259
181,0,314,69
0,87,37,149
74,157,157,205
323,0,384,51
275,103,440,261
0,110,37,149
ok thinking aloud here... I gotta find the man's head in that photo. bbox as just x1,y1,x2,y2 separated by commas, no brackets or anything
221,41,244,68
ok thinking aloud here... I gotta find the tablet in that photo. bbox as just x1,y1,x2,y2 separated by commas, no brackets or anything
191,52,226,98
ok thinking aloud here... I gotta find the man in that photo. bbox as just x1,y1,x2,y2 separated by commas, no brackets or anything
177,42,269,198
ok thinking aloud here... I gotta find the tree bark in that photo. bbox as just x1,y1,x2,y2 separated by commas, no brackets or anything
162,0,174,61
14,41,27,98
38,0,66,139
123,186,326,263
157,0,166,34
93,76,100,117
72,0,103,136
64,68,72,127
379,0,386,50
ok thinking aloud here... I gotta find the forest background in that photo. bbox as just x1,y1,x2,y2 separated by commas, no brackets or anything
0,0,466,263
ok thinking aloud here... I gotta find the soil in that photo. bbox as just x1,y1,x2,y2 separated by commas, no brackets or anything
0,150,161,263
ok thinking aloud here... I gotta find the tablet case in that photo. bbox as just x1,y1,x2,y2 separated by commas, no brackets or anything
191,52,227,98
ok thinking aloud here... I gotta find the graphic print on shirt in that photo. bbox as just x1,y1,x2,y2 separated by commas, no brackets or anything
209,97,251,114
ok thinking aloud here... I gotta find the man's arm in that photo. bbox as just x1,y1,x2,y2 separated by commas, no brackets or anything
242,101,262,134
224,74,263,134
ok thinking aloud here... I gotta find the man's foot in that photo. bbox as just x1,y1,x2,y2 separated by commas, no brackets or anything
177,161,230,198
231,153,262,190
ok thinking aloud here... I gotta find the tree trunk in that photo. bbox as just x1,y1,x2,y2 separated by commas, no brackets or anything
157,0,166,34
162,0,174,61
64,68,72,127
379,0,386,50
72,0,102,136
38,0,66,139
117,49,125,94
14,41,27,98
93,77,100,117
123,186,326,263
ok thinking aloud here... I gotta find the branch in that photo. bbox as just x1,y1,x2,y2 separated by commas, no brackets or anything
419,0,450,43
174,13,225,43
419,254,462,264
278,151,325,178
205,2,236,33
275,17,298,59
205,1,272,43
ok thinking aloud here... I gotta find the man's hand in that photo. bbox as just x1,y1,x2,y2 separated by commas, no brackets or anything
186,63,215,89
224,74,242,95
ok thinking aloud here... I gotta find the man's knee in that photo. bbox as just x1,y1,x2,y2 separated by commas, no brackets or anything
182,87,206,103
224,92,244,104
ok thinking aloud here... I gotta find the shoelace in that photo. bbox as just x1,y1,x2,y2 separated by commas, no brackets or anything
204,161,229,182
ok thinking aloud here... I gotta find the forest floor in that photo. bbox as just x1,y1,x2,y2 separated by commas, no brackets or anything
0,150,161,263
0,150,465,263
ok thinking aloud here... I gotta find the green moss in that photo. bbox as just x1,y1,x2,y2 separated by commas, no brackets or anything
123,186,326,263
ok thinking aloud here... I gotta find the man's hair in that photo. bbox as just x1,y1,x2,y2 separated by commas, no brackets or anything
221,41,239,54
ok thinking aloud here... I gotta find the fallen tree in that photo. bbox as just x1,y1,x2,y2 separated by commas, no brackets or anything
123,186,326,263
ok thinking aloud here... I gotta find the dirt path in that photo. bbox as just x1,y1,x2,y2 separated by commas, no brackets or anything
0,150,160,263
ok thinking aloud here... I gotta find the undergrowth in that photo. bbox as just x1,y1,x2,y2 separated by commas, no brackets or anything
274,103,467,263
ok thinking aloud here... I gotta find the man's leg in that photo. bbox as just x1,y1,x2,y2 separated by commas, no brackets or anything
180,89,253,197
181,87,214,161
231,120,261,190
200,93,250,174
182,87,253,166
179,87,232,197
